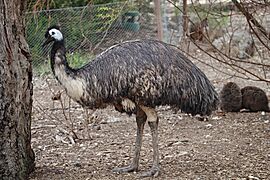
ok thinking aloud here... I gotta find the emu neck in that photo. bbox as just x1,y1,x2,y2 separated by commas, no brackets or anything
50,41,86,103
50,41,75,83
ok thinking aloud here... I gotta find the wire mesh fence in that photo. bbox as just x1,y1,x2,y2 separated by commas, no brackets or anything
26,2,158,76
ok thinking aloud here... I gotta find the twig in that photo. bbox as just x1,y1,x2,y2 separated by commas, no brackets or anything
166,0,270,83
232,0,270,40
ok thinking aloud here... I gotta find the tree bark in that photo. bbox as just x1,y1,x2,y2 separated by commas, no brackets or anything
0,0,34,179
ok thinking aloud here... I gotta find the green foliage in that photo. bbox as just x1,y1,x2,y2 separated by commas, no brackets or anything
27,0,127,10
26,2,134,74
66,52,93,68
92,0,126,5
51,0,90,8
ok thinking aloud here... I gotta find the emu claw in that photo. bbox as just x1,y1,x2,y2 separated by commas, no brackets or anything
139,167,160,178
112,164,138,173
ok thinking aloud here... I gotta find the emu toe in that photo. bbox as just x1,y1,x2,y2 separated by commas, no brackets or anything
112,164,138,173
139,166,160,178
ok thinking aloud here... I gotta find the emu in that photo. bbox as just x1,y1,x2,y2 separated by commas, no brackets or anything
42,25,218,177
220,82,242,112
241,86,269,112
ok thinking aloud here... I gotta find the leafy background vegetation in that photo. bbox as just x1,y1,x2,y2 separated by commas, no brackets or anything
26,1,137,76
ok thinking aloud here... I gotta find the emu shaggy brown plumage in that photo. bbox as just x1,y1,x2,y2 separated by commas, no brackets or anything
220,82,242,112
241,86,269,112
42,26,219,177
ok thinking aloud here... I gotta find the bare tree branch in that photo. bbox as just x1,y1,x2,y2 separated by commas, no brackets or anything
232,0,270,40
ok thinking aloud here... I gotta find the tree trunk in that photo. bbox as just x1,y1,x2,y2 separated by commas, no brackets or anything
182,0,188,37
0,0,34,179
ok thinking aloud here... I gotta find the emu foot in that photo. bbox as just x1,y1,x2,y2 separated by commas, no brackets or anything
112,164,138,173
139,166,160,178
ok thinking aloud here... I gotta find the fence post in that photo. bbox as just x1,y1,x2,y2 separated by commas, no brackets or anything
154,0,163,41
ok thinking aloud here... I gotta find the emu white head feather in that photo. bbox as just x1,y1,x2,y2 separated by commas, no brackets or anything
49,28,63,41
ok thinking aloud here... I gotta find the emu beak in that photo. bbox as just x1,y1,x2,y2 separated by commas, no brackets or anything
42,36,54,47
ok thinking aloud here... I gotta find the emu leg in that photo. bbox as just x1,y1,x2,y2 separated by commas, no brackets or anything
112,108,146,173
140,118,160,177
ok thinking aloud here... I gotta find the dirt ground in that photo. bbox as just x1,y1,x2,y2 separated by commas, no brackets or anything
29,48,270,180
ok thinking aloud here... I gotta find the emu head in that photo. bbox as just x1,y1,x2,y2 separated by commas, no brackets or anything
42,25,63,47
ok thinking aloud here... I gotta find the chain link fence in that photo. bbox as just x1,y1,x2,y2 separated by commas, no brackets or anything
26,2,159,76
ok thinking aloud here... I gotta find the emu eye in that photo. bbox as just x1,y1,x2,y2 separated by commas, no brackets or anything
51,31,55,35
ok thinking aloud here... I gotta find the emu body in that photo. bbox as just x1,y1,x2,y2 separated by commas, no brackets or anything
220,82,242,112
52,40,217,115
43,26,218,177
